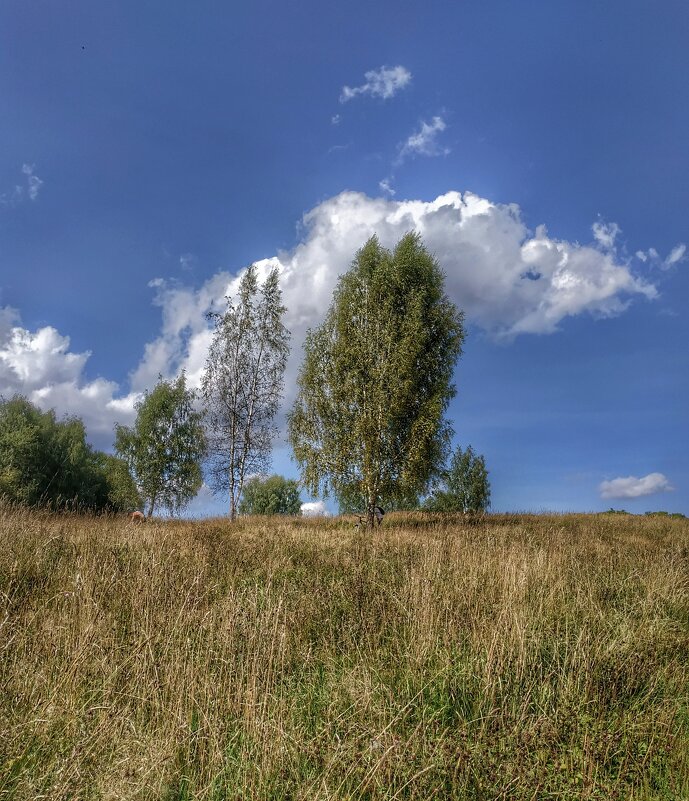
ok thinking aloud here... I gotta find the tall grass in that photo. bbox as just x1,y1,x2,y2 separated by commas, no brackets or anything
1,507,687,799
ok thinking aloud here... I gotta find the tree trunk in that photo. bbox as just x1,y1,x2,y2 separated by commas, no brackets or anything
366,489,376,529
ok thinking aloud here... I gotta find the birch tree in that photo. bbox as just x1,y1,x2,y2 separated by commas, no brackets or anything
288,233,465,526
114,374,205,517
201,265,289,520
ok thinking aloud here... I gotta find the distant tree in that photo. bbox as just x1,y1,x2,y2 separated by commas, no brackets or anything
0,395,113,510
424,445,490,514
115,374,205,517
202,265,290,520
238,474,302,516
288,234,465,526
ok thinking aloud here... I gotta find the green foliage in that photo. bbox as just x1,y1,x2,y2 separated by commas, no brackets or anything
0,395,119,510
425,444,491,513
288,233,464,524
94,452,142,511
202,265,290,520
115,374,205,517
645,510,687,519
238,474,302,516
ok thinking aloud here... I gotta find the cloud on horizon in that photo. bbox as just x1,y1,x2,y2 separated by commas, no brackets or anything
301,501,330,517
0,306,137,447
599,472,674,499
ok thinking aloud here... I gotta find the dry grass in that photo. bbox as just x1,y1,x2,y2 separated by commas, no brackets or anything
1,507,688,799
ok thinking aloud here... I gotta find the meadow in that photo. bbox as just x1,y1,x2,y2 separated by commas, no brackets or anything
1,507,688,800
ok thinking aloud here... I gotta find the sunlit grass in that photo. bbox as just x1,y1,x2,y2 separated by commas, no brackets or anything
1,507,687,799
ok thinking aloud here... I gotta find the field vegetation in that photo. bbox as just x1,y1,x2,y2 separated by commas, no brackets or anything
1,507,688,799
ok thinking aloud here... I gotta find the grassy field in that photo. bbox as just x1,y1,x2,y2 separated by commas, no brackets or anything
1,508,688,800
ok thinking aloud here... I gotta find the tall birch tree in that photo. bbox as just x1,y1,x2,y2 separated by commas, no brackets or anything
202,265,289,520
288,233,465,526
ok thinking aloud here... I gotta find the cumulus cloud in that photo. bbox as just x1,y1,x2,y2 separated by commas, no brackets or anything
340,65,411,103
599,473,674,499
131,189,658,413
0,188,659,451
0,307,137,446
398,116,449,161
301,501,330,517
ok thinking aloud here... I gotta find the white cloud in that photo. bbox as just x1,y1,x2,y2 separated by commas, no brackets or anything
301,501,330,517
0,189,659,451
665,243,686,267
592,220,620,250
340,65,411,103
599,473,674,499
129,190,657,425
635,243,686,270
22,164,43,201
0,164,43,206
179,252,198,272
379,177,395,197
399,116,449,161
0,307,137,446
331,114,341,125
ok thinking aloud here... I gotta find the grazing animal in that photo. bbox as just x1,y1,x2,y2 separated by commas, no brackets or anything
130,510,145,523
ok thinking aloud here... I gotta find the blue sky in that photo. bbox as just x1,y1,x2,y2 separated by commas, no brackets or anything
1,1,687,515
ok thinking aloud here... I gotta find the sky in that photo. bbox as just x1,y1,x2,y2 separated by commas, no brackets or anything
1,0,687,516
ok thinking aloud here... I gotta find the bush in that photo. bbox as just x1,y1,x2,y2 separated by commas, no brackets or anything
239,474,302,515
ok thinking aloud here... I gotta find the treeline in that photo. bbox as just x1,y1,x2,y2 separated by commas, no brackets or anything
0,396,140,512
1,233,492,520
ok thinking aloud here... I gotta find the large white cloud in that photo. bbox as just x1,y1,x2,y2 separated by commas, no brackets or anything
136,190,656,402
0,306,137,445
0,188,659,447
599,473,674,500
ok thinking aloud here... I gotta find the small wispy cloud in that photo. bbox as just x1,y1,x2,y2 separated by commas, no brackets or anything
379,177,395,197
398,116,449,162
340,65,411,103
22,164,43,201
179,253,198,273
665,243,686,266
331,114,341,125
0,163,43,206
636,243,686,269
592,220,620,250
599,472,674,499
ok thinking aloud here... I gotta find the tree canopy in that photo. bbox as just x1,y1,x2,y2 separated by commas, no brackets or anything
238,474,302,516
202,265,290,520
115,374,205,517
0,395,137,512
288,233,465,525
424,444,491,514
